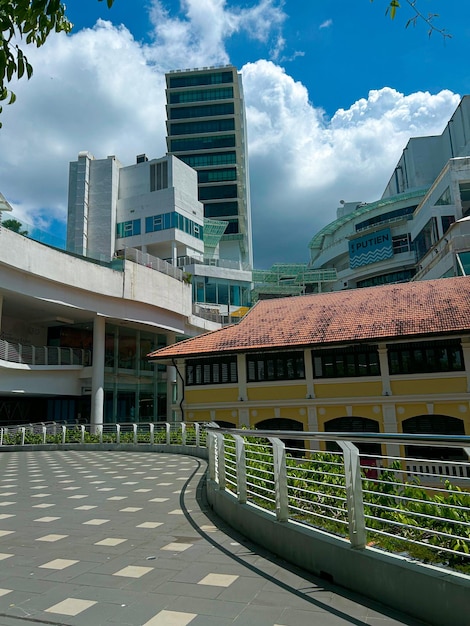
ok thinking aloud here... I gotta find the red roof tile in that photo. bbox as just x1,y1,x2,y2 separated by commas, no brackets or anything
149,276,470,360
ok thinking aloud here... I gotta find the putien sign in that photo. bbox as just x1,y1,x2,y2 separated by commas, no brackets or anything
349,228,393,269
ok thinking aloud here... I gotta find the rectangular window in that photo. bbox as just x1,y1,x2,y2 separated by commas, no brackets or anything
186,356,238,385
117,219,141,238
246,351,305,382
312,345,380,378
387,340,464,374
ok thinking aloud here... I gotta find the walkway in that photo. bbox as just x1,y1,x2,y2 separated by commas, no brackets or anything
0,451,428,626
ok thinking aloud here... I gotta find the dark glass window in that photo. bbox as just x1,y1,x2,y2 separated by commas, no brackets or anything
204,201,238,218
441,215,455,234
357,269,415,288
313,345,380,378
179,152,236,168
186,355,238,385
414,217,438,261
198,168,237,183
199,184,238,201
247,351,305,382
169,102,235,119
170,134,236,152
355,205,416,232
169,87,234,104
169,118,235,136
168,71,234,88
387,340,464,374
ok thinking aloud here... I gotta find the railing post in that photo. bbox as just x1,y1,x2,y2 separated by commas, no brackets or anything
268,437,289,522
233,434,247,504
208,431,217,481
195,422,200,448
98,425,103,444
42,426,46,444
166,422,171,446
61,425,66,445
133,423,138,445
181,422,186,445
149,423,154,445
80,425,85,444
116,424,120,444
339,441,367,549
20,427,25,446
216,432,226,490
1,428,4,446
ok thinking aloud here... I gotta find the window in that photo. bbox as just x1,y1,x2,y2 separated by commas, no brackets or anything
414,217,438,261
168,71,234,89
170,134,236,152
355,205,416,232
179,152,236,168
387,340,464,375
145,212,203,240
169,119,235,136
186,355,238,385
435,187,452,206
392,233,411,254
357,269,415,288
198,168,237,183
116,219,141,238
313,345,380,378
199,184,238,201
247,351,305,382
169,102,235,119
205,201,239,218
441,215,455,234
169,87,234,104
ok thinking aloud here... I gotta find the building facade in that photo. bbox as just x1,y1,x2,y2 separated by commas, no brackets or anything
165,65,253,269
150,277,470,458
309,96,470,290
0,222,219,426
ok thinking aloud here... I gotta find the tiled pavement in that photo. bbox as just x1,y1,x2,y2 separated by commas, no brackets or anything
0,450,428,626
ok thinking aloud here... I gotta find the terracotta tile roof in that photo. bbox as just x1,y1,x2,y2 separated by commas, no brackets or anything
149,276,470,360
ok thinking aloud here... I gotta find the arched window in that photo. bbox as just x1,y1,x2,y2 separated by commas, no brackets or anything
255,418,304,455
324,416,381,456
402,415,466,461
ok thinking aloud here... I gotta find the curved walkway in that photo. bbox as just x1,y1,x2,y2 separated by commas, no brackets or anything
0,450,427,626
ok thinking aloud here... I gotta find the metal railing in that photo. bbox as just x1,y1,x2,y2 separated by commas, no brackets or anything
122,248,184,281
0,421,211,449
0,338,91,366
208,429,470,571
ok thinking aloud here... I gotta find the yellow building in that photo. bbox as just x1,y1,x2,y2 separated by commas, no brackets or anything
150,276,470,459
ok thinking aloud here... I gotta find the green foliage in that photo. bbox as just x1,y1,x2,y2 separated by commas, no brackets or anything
372,0,451,39
2,218,28,235
0,0,114,127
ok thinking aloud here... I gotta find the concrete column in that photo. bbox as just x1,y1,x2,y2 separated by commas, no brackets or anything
91,315,105,430
304,348,315,398
378,344,391,396
382,404,400,459
172,241,177,266
460,337,470,392
0,294,3,333
307,406,320,450
165,333,177,421
237,353,247,401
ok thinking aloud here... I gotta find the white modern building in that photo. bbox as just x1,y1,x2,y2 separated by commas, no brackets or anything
0,217,219,427
309,96,470,290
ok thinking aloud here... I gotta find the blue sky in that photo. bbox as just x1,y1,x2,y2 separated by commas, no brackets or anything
1,0,468,267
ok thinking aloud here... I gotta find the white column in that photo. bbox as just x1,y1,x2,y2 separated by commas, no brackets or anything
172,241,177,266
91,315,105,430
378,344,391,396
461,337,470,392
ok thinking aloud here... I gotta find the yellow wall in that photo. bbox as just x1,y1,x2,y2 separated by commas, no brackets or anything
391,377,467,396
314,381,383,398
247,384,308,401
185,386,239,404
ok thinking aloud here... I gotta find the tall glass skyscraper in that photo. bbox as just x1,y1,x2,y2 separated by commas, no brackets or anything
165,65,253,268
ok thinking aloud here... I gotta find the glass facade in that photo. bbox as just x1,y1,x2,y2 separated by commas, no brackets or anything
144,211,203,240
169,118,235,135
169,87,234,104
194,277,250,307
168,71,234,88
102,325,168,423
170,134,236,152
169,102,235,120
179,152,236,168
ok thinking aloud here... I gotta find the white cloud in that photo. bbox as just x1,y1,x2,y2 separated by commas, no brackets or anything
319,19,333,29
0,0,461,268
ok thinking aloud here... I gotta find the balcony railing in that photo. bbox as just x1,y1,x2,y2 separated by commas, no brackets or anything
208,429,470,571
0,338,91,366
